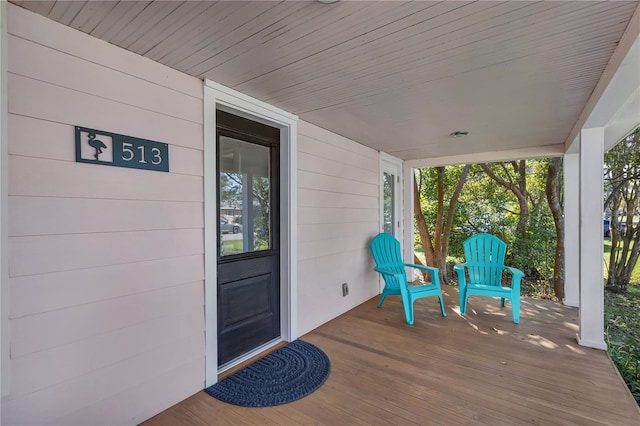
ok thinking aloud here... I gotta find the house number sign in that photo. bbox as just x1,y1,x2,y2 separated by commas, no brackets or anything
75,126,169,172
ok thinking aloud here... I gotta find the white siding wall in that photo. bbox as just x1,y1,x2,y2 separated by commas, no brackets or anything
297,121,380,336
2,5,204,425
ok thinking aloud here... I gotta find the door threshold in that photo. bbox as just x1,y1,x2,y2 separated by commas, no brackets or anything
217,338,285,377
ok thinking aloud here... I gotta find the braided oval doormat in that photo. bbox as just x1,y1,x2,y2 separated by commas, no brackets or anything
205,340,331,407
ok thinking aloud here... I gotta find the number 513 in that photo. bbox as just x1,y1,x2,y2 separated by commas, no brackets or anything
121,142,163,165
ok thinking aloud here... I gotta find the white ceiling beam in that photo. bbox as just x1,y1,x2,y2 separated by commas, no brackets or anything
405,144,565,169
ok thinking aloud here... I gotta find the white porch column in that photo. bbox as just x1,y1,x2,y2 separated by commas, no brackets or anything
577,127,606,350
564,153,580,307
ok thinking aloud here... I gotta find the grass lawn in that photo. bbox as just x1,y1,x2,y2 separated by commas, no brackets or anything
604,239,640,285
605,285,640,404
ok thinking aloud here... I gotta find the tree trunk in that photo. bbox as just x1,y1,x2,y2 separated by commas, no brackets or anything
479,161,530,237
545,157,564,300
414,174,436,281
413,167,470,284
604,128,640,293
440,165,471,281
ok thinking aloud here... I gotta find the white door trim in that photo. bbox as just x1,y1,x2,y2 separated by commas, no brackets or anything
1,0,9,397
203,80,298,386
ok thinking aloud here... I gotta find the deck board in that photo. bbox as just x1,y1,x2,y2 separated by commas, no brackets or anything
142,285,640,425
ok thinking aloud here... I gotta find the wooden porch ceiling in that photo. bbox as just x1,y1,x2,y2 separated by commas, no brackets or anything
144,285,640,425
12,1,640,162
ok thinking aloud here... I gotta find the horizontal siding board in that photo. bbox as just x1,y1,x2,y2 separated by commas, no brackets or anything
1,331,204,426
5,6,208,426
298,207,378,226
10,281,203,358
8,114,203,176
11,307,203,397
9,255,204,318
8,113,75,160
297,120,380,160
9,73,202,150
168,145,203,176
298,151,378,185
297,188,378,210
9,228,204,278
9,156,203,202
297,248,378,336
9,197,203,236
299,236,372,262
8,3,202,98
298,134,379,173
298,222,379,244
297,171,378,198
8,35,202,124
295,121,380,336
54,357,204,426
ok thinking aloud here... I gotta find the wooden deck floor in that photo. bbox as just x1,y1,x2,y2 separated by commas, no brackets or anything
143,285,640,425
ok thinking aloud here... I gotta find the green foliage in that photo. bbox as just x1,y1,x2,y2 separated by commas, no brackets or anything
452,165,516,256
604,128,640,291
510,202,556,278
605,286,640,403
415,158,564,296
604,239,640,285
415,165,473,258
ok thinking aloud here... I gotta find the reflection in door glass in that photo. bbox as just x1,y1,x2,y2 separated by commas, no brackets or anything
383,172,394,235
219,136,271,256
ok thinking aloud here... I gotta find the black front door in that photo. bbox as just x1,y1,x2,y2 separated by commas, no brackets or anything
217,110,280,366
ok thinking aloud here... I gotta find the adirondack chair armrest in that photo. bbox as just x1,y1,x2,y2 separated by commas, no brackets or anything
404,263,438,275
504,266,524,294
504,266,524,279
373,267,403,279
453,263,467,272
453,263,468,287
404,263,440,284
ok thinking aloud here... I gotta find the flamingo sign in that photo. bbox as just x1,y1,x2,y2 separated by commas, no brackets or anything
75,126,169,172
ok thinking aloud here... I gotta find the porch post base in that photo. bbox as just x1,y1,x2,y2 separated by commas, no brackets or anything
563,298,579,308
576,333,607,350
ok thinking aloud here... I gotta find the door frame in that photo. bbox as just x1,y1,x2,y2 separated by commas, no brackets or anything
204,80,298,386
379,153,403,238
379,153,403,293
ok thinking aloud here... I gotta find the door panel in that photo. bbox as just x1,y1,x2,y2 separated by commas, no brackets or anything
217,110,280,366
218,256,279,363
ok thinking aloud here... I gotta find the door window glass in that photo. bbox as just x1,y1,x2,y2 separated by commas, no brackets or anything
219,136,271,256
383,171,395,235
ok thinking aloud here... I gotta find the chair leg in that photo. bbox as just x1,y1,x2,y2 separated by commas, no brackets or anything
403,300,415,325
500,297,505,307
512,296,520,324
437,294,447,317
377,292,387,308
459,287,467,316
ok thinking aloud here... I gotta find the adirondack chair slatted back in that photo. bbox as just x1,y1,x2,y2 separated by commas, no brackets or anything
370,233,407,290
463,234,506,287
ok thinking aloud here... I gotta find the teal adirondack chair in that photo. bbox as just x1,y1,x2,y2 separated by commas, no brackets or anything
370,233,446,325
454,233,524,324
